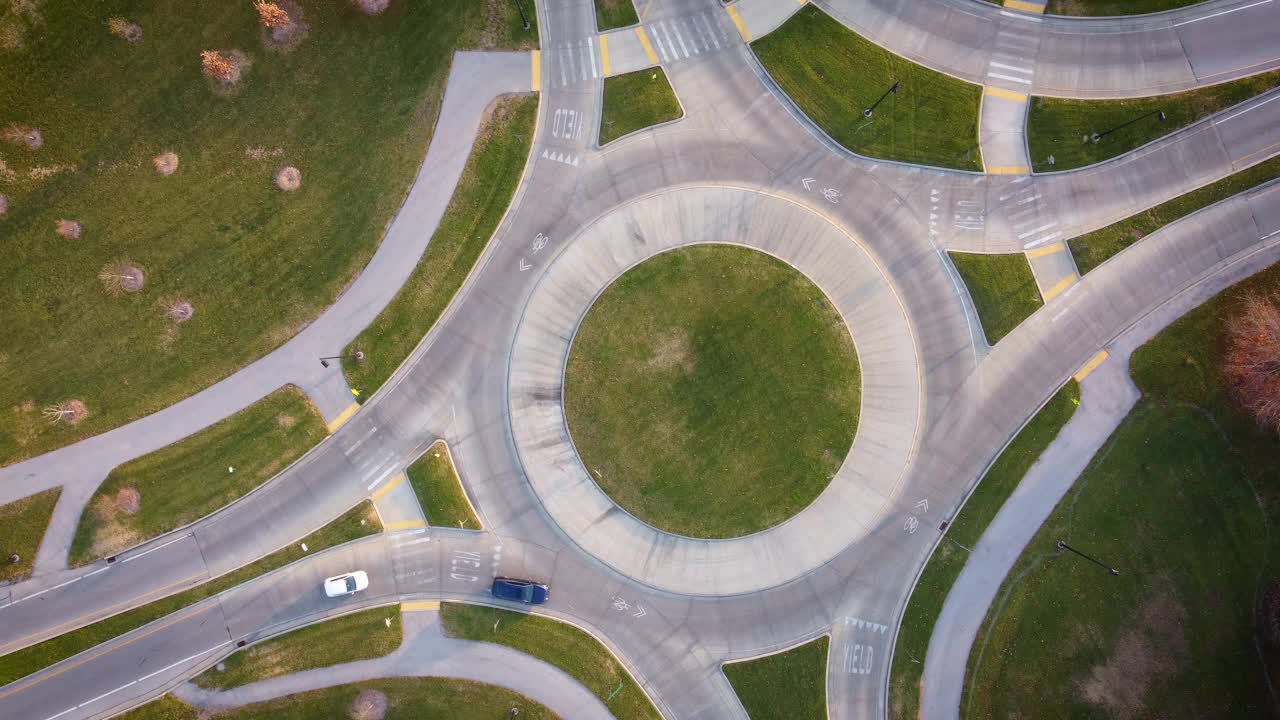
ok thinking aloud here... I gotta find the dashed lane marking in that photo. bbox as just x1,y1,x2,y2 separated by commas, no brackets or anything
1074,349,1110,382
327,402,359,433
1026,242,1066,258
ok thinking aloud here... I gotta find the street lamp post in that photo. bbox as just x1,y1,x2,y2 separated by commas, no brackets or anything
319,351,364,368
863,80,900,119
1056,539,1120,576
1090,109,1165,143
513,0,530,30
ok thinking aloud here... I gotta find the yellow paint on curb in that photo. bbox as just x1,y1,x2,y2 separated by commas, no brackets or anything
385,519,427,531
1042,274,1077,301
1026,242,1066,259
371,473,405,501
987,165,1030,175
1004,0,1046,13
402,600,441,612
327,402,359,433
599,34,611,77
726,5,751,41
984,86,1028,103
635,27,658,65
1074,350,1110,382
531,49,541,92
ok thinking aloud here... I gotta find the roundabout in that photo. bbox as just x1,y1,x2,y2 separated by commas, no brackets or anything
563,243,862,539
508,185,922,595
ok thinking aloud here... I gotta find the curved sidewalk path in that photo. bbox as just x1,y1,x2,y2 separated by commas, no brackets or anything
0,51,534,577
174,609,612,720
916,187,1280,719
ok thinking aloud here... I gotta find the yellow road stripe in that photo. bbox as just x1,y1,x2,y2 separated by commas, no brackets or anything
327,402,359,433
385,519,426,531
1042,274,1077,301
987,165,1029,175
984,86,1028,103
1073,350,1110,383
531,49,541,92
0,603,218,701
1026,242,1066,259
370,473,405,501
635,27,658,65
599,35,611,77
726,6,751,41
1235,140,1280,165
402,600,440,612
0,570,206,655
1004,0,1046,12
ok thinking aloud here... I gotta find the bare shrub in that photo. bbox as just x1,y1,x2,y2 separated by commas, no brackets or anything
107,17,143,42
201,49,250,91
274,165,301,191
349,689,387,720
164,298,195,323
42,400,87,425
114,487,140,515
55,219,81,239
259,0,308,50
152,151,179,176
98,261,146,295
353,0,390,15
1223,290,1280,434
254,1,291,28
3,125,43,149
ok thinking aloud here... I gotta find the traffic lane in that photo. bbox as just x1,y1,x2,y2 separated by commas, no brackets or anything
0,600,230,720
1212,90,1280,170
1034,24,1195,98
1247,181,1280,240
1177,0,1280,84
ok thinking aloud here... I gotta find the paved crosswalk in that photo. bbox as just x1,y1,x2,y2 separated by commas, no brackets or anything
644,11,734,64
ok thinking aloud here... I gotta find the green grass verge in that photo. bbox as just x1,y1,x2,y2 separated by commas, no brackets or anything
724,637,829,720
563,245,861,538
594,0,639,30
752,4,983,171
0,0,537,468
118,678,558,720
195,605,402,690
69,386,325,567
0,501,380,687
1028,70,1280,171
962,266,1280,718
599,68,683,145
0,488,61,583
1046,0,1208,15
407,441,481,529
342,94,537,400
1070,155,1280,275
440,602,661,720
948,252,1044,345
888,382,1079,720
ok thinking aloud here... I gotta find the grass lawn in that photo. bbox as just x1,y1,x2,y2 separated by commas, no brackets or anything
407,441,481,529
563,245,860,538
440,602,661,720
0,501,380,686
1028,70,1280,171
599,68,683,145
889,382,1079,720
342,94,537,400
0,488,61,583
753,5,983,171
118,679,558,720
724,637,829,720
69,386,326,567
595,0,639,31
196,605,402,690
948,252,1044,345
1046,0,1208,15
962,266,1280,718
0,0,537,468
1070,155,1280,275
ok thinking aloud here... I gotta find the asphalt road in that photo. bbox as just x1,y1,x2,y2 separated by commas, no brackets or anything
2,1,1280,719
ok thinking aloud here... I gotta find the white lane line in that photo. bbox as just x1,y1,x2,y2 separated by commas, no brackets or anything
585,37,597,79
697,14,722,50
78,680,137,709
654,22,676,60
17,575,84,602
1024,231,1063,250
85,566,110,577
1173,0,1271,27
670,22,691,58
557,46,568,86
580,40,591,81
1015,193,1043,206
659,23,682,60
1012,175,1032,184
1017,222,1057,240
136,642,231,683
987,72,1033,85
343,423,378,453
651,23,671,62
989,61,1033,74
122,533,191,563
1262,227,1280,240
43,707,76,720
1217,92,1280,124
1000,9,1044,22
687,17,707,53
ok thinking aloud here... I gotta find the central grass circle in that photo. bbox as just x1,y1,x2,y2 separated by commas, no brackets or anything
563,244,861,539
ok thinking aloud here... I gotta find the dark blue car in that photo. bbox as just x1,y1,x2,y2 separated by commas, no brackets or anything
491,577,550,604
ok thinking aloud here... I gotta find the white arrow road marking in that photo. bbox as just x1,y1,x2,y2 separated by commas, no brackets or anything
801,177,815,190
633,605,647,618
519,258,531,272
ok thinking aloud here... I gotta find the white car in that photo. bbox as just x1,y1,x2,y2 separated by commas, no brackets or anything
323,570,369,597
